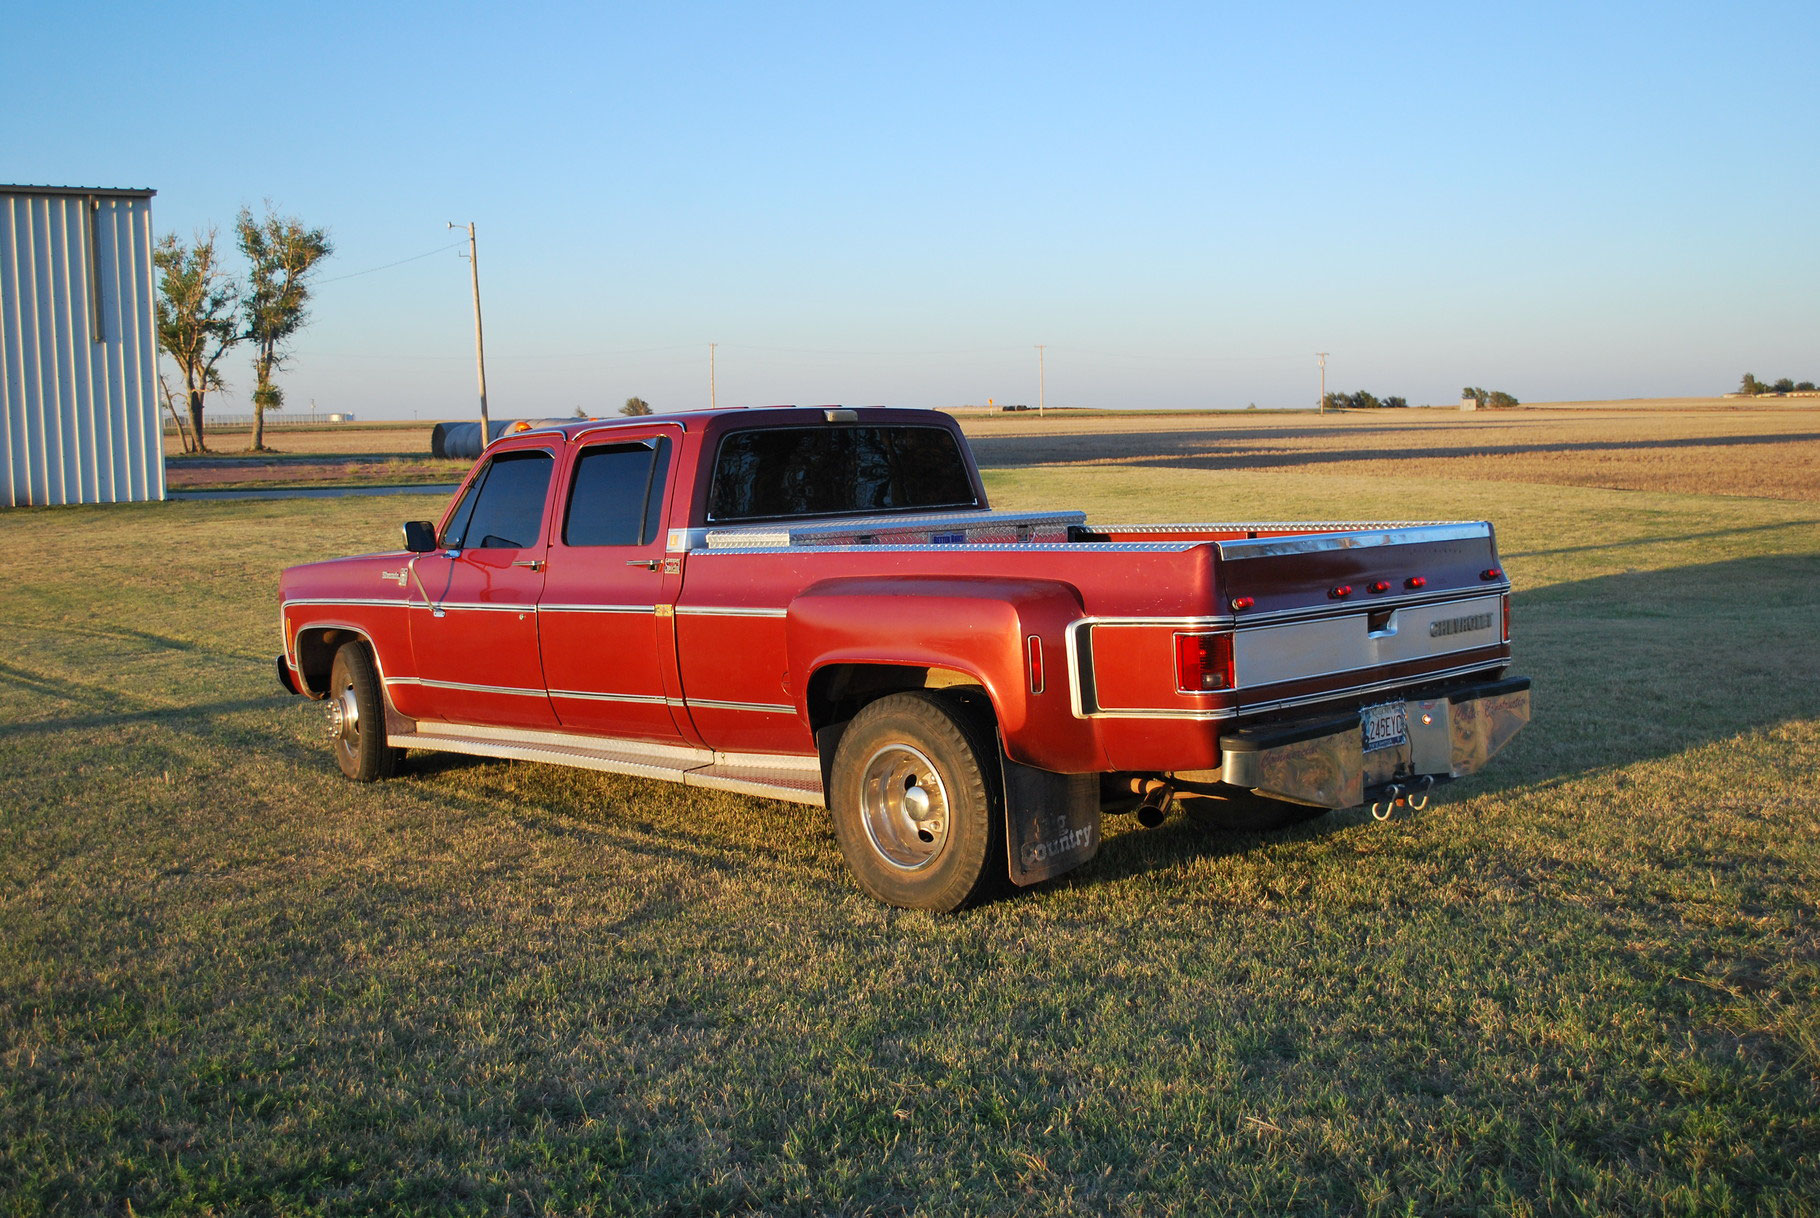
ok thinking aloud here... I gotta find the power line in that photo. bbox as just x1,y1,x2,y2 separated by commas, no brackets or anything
314,241,465,285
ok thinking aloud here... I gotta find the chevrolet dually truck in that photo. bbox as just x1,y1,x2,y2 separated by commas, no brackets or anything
277,406,1529,910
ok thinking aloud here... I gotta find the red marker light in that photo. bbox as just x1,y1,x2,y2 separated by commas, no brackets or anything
1482,567,1503,581
1368,580,1390,593
1405,576,1427,589
1330,584,1353,599
1230,595,1254,611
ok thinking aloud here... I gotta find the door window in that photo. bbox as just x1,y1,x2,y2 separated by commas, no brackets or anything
563,438,672,547
444,450,554,550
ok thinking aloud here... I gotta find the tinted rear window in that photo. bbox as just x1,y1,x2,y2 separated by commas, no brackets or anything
708,425,977,522
564,438,671,547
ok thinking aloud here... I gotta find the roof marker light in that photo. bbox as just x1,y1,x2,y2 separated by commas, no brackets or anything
1405,576,1427,589
1368,580,1390,593
1330,584,1353,599
1230,595,1254,611
1481,567,1503,581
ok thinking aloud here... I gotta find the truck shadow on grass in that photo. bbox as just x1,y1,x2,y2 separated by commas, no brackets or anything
1088,550,1820,880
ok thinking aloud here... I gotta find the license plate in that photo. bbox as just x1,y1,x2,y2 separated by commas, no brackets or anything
1361,701,1408,752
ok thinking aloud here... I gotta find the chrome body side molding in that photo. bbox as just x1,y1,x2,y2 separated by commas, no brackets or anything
388,720,825,806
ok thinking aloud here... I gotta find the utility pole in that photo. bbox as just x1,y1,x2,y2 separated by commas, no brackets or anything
1316,352,1329,414
449,222,489,440
709,342,718,409
1035,344,1046,418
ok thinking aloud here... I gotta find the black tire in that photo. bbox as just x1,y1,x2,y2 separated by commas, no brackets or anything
829,691,1003,912
326,641,402,782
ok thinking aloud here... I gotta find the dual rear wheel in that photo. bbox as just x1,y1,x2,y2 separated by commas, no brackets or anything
828,691,1003,913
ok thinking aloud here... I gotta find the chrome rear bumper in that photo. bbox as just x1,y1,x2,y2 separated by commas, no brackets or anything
1219,677,1531,809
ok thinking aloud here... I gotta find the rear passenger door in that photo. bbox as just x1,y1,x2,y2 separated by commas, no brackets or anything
536,427,686,742
407,441,558,728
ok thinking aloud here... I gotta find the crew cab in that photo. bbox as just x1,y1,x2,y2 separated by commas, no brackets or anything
278,406,1530,910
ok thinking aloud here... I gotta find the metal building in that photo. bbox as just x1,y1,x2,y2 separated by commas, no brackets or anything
1,185,162,506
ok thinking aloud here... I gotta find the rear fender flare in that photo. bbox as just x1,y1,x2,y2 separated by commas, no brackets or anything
786,574,1107,774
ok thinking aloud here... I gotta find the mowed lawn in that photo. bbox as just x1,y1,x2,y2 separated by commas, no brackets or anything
2,434,1817,1214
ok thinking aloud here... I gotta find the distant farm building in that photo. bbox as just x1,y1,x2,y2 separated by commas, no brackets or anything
0,185,162,506
1459,393,1477,412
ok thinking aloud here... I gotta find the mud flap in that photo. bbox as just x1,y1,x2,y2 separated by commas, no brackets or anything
1003,757,1100,887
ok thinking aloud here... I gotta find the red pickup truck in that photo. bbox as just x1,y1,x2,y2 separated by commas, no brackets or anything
278,406,1529,910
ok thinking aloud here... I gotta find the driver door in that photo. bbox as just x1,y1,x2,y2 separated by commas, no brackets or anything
408,442,558,728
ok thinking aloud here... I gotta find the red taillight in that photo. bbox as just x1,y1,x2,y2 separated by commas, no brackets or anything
1330,584,1353,599
1502,593,1511,642
1230,595,1254,611
1026,634,1045,694
1175,632,1234,692
1368,580,1390,593
1482,567,1503,581
1405,576,1427,589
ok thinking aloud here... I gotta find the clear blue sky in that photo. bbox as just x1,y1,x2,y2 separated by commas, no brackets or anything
8,0,1817,416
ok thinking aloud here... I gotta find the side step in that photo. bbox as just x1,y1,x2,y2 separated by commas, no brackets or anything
389,721,825,806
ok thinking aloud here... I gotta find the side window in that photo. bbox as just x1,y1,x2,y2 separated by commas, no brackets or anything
564,438,672,547
447,450,554,550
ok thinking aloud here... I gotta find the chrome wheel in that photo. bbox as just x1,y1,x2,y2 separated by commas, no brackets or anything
326,682,360,744
858,743,951,871
830,691,1001,911
325,641,400,782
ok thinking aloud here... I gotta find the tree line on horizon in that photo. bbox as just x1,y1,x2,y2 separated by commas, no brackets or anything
1737,373,1815,396
1323,390,1409,410
154,205,333,453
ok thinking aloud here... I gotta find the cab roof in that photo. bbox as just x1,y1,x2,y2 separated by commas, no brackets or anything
507,404,958,444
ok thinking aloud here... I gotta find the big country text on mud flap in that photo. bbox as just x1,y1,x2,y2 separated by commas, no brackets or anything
1003,757,1101,886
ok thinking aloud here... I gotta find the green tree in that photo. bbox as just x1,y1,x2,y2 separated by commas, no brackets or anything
1486,390,1520,409
153,230,240,452
1381,395,1408,409
621,396,653,416
236,205,333,452
1796,381,1815,392
1738,372,1767,396
1772,377,1795,393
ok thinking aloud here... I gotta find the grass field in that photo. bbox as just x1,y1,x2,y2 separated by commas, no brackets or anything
5,412,1818,1214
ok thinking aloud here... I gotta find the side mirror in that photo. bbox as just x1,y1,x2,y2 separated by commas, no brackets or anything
402,520,438,553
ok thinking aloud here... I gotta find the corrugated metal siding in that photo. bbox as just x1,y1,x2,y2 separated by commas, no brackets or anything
0,188,163,506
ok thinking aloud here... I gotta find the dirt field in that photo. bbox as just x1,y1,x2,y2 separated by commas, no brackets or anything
960,404,1820,501
164,401,1820,500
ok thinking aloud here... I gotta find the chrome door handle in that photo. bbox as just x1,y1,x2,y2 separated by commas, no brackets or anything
625,558,661,570
512,559,545,571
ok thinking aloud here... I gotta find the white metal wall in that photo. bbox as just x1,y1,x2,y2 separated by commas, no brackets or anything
0,187,163,506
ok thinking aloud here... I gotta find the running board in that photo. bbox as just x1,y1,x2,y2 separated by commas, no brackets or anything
389,721,825,806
